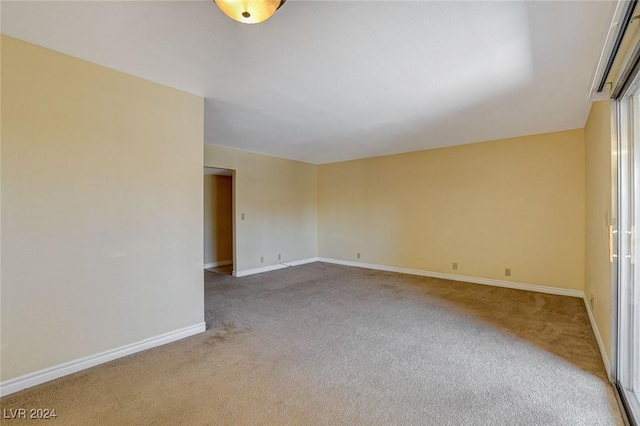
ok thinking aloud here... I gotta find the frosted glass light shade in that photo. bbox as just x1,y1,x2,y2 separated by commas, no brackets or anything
214,0,285,24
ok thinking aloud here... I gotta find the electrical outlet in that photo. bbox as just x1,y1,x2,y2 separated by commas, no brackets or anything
452,262,458,271
590,294,595,310
278,254,281,260
260,256,264,263
357,252,361,259
241,213,245,220
505,268,511,277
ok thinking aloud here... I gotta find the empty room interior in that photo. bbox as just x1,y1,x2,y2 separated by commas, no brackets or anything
4,0,640,424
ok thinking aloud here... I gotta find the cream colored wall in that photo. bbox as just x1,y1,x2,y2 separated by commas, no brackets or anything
0,36,3,363
585,100,613,362
204,174,233,265
318,130,586,290
204,144,317,272
1,36,204,381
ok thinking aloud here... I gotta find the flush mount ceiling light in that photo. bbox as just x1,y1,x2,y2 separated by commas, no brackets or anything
214,0,286,24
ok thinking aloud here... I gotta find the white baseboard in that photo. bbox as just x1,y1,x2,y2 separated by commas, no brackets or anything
233,257,319,277
204,260,232,269
283,257,319,267
317,257,585,298
583,296,611,379
234,264,287,277
0,322,206,397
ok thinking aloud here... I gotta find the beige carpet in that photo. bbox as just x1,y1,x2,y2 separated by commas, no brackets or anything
1,262,623,425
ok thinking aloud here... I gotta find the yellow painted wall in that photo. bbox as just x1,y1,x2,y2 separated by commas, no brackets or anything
0,33,608,385
0,36,3,350
1,36,204,381
204,144,317,272
204,174,233,265
585,100,613,363
318,130,586,290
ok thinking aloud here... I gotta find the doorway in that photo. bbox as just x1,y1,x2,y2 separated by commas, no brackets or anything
204,167,234,275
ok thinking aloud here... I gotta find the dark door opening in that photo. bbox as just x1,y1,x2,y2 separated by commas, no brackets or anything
204,167,234,275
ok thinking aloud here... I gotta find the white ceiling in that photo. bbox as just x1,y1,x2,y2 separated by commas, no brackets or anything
2,1,613,164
